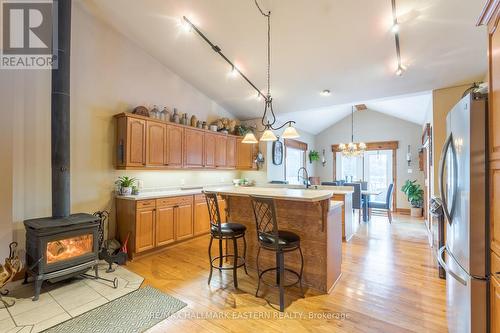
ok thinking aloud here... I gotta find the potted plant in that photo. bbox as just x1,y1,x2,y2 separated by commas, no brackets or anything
309,150,320,163
401,180,424,217
115,176,137,196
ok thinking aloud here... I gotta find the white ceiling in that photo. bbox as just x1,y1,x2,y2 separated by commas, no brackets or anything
82,0,487,133
278,90,433,134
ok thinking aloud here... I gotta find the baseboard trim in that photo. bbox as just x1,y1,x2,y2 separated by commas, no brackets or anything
396,208,411,215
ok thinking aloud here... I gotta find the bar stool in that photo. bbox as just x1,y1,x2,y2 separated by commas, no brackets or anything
204,191,247,288
250,196,304,312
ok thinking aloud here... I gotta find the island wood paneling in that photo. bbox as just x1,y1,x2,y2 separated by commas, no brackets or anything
224,195,342,293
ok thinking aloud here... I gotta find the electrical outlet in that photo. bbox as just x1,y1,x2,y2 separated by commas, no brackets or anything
408,168,413,174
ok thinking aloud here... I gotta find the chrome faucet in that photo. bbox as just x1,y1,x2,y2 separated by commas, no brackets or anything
297,167,310,189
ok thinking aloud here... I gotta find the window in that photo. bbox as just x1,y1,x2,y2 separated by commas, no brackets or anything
284,139,307,185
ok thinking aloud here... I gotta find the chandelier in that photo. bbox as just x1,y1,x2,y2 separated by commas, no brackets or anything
181,1,299,145
338,106,366,158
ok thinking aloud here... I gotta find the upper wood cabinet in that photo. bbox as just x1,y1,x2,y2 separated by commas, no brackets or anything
166,125,183,168
146,121,166,166
184,128,204,168
236,137,255,169
204,133,216,168
115,113,242,170
215,135,227,167
226,136,236,168
116,115,146,167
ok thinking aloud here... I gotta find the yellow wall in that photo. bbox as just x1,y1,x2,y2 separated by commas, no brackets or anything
0,3,238,258
431,84,474,195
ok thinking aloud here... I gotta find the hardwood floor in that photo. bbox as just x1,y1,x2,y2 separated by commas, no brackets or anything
126,213,447,332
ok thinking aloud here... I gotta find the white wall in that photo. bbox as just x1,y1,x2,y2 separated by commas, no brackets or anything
0,2,239,259
314,110,424,209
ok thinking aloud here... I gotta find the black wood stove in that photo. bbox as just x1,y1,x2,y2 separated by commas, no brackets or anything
23,214,100,301
22,0,117,301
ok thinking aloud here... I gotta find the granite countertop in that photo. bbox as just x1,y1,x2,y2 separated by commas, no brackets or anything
261,183,354,194
208,186,334,202
116,188,204,201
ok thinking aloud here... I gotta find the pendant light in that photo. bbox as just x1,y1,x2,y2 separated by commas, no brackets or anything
242,132,258,143
338,106,366,158
181,1,299,143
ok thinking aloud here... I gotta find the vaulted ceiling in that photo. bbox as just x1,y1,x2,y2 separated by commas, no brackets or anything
82,0,487,134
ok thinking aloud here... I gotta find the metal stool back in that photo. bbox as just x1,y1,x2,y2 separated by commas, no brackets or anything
250,196,304,312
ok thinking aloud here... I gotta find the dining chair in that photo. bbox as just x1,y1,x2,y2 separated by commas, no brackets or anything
321,181,338,186
368,184,394,223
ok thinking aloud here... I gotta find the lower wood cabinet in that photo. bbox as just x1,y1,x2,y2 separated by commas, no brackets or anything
194,195,210,236
175,200,194,240
116,195,196,259
156,205,175,247
136,208,155,252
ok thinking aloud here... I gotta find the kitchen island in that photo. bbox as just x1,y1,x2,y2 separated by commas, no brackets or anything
210,186,343,293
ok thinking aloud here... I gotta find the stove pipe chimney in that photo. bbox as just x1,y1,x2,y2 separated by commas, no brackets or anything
51,0,71,218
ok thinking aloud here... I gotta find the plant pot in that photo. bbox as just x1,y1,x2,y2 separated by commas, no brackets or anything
410,207,423,217
120,187,132,196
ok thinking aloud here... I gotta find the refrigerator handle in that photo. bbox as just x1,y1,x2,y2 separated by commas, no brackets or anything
437,246,467,286
438,133,457,224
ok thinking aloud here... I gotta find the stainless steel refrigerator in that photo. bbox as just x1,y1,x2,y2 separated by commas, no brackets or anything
437,92,488,333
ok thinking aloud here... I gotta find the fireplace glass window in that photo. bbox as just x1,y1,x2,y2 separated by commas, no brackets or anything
46,234,93,264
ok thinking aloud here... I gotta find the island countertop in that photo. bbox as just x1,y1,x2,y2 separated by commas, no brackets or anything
208,186,334,202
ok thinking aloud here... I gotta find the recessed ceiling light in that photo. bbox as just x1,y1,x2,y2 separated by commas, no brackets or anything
320,89,331,96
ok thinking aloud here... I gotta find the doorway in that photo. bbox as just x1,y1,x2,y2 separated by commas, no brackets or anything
332,141,398,210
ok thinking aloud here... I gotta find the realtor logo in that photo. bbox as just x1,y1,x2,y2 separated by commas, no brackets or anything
1,0,57,69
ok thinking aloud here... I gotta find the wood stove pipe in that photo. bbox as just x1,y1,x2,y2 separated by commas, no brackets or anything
51,0,71,218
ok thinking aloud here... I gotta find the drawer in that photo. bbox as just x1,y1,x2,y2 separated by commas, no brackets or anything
156,195,193,207
136,200,155,210
492,250,500,276
194,194,206,202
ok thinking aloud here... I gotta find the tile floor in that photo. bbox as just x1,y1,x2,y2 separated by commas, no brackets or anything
0,262,143,333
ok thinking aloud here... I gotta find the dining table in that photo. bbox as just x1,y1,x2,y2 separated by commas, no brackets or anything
361,189,382,222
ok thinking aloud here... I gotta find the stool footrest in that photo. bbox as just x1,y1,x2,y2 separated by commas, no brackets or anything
257,267,301,289
211,255,246,270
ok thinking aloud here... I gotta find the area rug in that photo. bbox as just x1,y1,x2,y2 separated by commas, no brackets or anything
43,286,187,333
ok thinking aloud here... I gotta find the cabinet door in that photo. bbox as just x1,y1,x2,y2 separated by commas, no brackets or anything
166,125,183,167
136,209,155,253
204,133,216,168
194,200,210,235
492,275,500,333
184,128,204,168
215,135,227,167
127,118,146,166
146,121,166,166
237,138,254,169
156,206,175,246
176,203,194,240
226,136,236,168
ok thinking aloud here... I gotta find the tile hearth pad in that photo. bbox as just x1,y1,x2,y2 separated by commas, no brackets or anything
0,262,143,333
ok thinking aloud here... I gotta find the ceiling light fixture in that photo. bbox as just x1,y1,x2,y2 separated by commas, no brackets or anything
338,106,366,158
320,89,331,96
181,0,299,143
391,0,405,76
